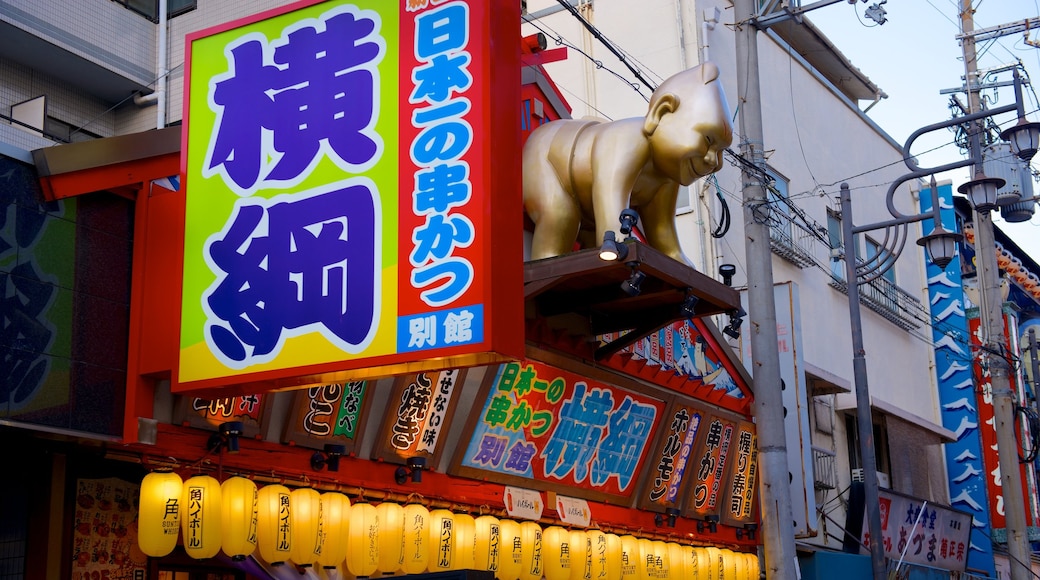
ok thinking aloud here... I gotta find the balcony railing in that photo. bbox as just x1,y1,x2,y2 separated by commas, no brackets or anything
769,220,818,269
828,273,924,331
812,445,837,490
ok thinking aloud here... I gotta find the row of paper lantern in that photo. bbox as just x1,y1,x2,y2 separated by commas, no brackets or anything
139,472,758,580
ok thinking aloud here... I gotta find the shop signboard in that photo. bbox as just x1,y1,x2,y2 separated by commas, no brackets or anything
684,414,737,520
175,394,266,437
283,381,371,452
453,360,666,503
637,401,706,512
373,368,465,464
177,0,521,393
858,489,972,573
720,420,757,527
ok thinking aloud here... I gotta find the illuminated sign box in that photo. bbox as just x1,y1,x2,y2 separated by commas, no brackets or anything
176,0,521,393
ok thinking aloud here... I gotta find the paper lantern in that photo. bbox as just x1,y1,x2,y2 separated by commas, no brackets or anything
453,513,476,570
257,484,292,565
473,515,501,573
619,535,640,580
743,552,759,580
220,477,257,560
346,502,380,577
401,503,431,574
677,545,696,580
427,509,456,572
586,530,608,580
603,534,623,580
376,502,405,574
729,549,745,580
541,526,572,580
497,519,524,580
138,471,183,557
666,543,684,580
636,538,655,580
691,548,711,580
704,547,722,580
317,492,350,569
181,475,222,559
288,488,322,567
518,521,543,580
570,529,591,580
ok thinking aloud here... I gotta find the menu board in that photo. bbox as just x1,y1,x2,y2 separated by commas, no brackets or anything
71,478,146,580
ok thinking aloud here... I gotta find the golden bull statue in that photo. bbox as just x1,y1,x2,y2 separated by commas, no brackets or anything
522,62,734,266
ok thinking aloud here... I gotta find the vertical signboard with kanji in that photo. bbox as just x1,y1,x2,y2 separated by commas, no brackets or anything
452,360,666,503
720,420,757,527
683,414,737,521
637,402,706,512
177,0,521,394
373,368,464,464
283,381,371,451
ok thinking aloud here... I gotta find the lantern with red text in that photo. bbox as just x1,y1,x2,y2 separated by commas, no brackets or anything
220,476,257,560
497,519,523,580
401,503,430,574
346,502,380,577
181,475,222,559
317,492,350,570
289,488,322,567
257,484,292,566
427,509,456,572
377,502,405,574
473,515,501,573
138,471,182,557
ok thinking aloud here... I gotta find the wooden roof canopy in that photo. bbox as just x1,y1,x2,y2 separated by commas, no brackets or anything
524,240,742,360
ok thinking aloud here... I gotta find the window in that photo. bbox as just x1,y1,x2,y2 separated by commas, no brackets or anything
865,237,896,285
112,0,196,22
765,166,792,244
846,413,891,482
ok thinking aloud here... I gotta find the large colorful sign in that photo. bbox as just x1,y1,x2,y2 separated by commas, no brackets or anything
178,0,521,392
858,489,972,573
454,361,667,502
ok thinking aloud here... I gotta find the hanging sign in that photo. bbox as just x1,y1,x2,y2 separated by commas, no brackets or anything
283,381,370,452
454,360,666,502
555,495,591,527
503,487,543,521
720,420,758,526
684,414,737,519
638,402,705,511
177,0,522,394
374,369,464,464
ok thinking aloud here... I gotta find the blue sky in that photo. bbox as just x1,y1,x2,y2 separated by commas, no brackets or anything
807,0,1040,258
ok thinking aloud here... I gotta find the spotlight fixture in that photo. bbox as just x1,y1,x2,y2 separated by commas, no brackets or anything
736,523,758,541
618,208,639,237
621,269,646,297
394,456,428,485
696,515,719,534
722,308,745,340
311,443,347,472
680,291,699,318
599,231,628,262
718,263,736,286
208,421,244,454
654,507,681,528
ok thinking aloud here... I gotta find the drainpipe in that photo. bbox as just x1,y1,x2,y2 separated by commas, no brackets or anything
134,0,168,129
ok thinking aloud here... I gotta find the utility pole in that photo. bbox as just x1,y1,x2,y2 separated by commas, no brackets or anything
733,0,799,578
958,1,1032,578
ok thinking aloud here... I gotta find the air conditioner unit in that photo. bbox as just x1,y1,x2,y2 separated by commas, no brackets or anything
851,468,890,489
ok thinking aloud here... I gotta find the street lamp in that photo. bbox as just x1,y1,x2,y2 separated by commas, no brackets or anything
838,178,961,580
842,65,1038,580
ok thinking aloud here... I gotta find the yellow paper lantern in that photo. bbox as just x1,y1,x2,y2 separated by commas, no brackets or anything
743,552,759,580
289,488,322,567
257,484,292,565
570,529,591,580
401,503,431,574
138,471,182,557
518,521,543,580
729,549,745,580
636,538,655,580
541,526,571,580
586,530,608,580
427,509,456,572
181,475,222,559
653,541,670,579
376,502,405,574
346,502,380,577
665,543,683,580
677,545,696,580
619,535,640,580
220,476,257,560
691,548,711,580
496,519,523,580
453,513,476,570
603,534,623,580
704,547,722,580
474,515,501,573
317,492,350,569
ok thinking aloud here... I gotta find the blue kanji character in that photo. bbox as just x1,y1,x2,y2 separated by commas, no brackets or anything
504,440,537,473
415,3,468,59
541,384,613,482
472,434,507,466
1,262,55,405
205,184,376,363
410,213,474,265
411,53,473,103
414,163,471,214
591,397,656,489
411,257,473,307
